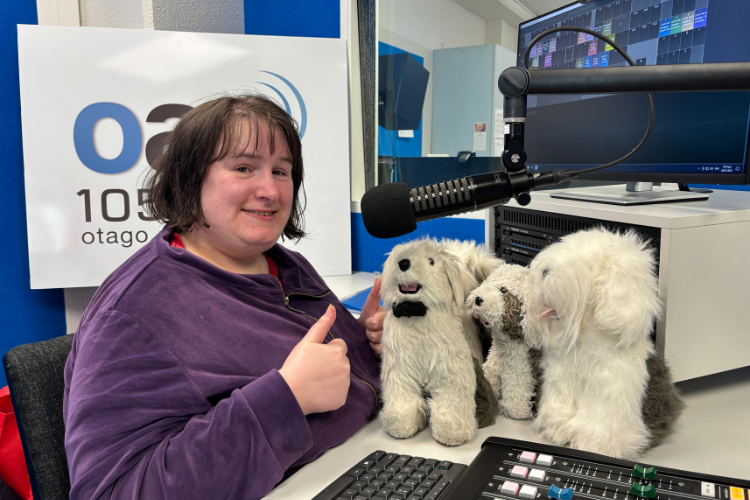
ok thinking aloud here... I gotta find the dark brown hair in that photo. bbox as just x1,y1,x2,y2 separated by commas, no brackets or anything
143,93,306,240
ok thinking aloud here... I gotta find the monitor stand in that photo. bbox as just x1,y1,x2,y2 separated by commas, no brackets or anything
549,182,710,206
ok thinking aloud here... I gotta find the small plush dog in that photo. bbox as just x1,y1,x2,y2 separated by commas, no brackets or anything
467,263,543,420
379,238,500,446
523,228,685,459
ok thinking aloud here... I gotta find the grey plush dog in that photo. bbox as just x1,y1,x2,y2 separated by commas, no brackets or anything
467,263,542,420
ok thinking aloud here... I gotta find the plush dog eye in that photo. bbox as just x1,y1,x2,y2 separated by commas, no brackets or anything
542,268,550,278
428,258,434,266
500,287,508,294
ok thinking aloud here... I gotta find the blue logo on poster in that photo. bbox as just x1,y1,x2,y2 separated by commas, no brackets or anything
73,102,142,174
73,73,306,174
258,71,308,138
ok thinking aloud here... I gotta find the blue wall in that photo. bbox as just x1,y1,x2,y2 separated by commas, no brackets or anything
351,213,485,273
244,0,339,38
1,2,67,387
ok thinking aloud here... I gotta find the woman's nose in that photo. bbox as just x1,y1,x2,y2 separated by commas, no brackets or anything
254,169,280,200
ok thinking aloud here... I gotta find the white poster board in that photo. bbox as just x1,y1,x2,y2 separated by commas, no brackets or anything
19,25,351,289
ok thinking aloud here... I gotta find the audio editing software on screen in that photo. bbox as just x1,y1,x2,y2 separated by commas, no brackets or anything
521,0,709,70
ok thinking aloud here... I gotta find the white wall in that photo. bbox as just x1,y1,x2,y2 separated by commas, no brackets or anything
79,0,244,33
378,0,486,156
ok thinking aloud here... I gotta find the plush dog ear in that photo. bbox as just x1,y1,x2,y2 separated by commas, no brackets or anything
443,251,476,313
591,232,661,348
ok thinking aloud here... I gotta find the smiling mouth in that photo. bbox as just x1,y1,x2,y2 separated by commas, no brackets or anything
399,283,422,294
242,209,275,217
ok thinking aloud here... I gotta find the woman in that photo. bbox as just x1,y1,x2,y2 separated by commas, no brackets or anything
63,94,385,500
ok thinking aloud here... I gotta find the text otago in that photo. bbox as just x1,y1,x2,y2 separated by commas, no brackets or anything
81,229,151,248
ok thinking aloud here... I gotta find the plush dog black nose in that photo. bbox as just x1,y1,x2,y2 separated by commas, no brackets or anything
398,259,410,272
475,296,483,306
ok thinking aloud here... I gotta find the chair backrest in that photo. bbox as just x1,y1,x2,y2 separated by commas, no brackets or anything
3,335,73,500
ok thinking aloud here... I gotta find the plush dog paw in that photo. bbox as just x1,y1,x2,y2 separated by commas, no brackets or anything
567,422,649,460
501,403,533,420
379,406,427,439
430,419,477,447
428,408,477,447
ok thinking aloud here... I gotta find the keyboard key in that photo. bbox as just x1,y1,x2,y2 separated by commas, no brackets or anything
386,466,401,474
520,451,537,464
358,458,378,470
423,459,438,469
386,481,401,491
346,467,367,479
370,479,386,490
427,472,443,482
395,455,412,465
502,481,521,496
421,479,436,490
341,489,359,499
520,485,539,499
417,465,432,474
408,457,425,468
362,487,378,498
537,454,553,467
368,451,386,461
411,470,427,480
379,472,394,482
395,473,409,482
511,465,529,479
351,481,368,492
413,486,430,498
361,474,376,483
437,461,452,470
400,466,416,475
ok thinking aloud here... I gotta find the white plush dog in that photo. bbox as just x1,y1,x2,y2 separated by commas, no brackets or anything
379,238,501,446
467,264,542,420
523,228,685,459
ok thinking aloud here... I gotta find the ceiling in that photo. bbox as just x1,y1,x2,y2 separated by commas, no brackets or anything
454,0,573,24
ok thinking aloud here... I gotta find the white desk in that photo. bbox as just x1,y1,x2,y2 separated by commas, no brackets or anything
265,364,750,498
265,272,750,499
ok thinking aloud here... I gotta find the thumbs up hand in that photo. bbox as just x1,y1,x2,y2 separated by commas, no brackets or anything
279,305,351,415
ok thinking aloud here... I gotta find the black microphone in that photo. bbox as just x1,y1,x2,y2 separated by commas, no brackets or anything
360,169,576,239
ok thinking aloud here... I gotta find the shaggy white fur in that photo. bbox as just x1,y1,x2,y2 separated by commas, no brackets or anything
467,264,541,420
379,238,501,446
524,228,663,459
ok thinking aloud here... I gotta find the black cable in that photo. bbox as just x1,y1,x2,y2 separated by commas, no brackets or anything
378,99,400,183
523,26,655,177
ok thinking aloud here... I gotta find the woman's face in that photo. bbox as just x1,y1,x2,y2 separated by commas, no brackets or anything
197,120,294,261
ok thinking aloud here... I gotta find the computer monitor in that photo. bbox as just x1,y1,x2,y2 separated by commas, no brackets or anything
516,0,750,204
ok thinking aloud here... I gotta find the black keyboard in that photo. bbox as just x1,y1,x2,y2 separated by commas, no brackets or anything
311,451,468,500
313,437,750,500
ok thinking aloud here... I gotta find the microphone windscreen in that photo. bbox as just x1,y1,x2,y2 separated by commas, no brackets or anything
361,182,417,239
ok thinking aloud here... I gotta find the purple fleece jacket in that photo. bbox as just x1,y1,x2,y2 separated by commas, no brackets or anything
63,227,381,500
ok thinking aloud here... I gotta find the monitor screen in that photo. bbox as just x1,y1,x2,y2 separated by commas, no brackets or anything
516,0,750,185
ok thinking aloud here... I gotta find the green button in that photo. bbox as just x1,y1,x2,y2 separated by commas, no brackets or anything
633,465,658,480
630,482,656,498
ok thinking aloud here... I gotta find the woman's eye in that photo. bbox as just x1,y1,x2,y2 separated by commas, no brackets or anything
273,169,288,176
236,166,249,173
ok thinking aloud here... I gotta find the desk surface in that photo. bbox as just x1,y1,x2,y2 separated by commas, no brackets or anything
266,303,750,498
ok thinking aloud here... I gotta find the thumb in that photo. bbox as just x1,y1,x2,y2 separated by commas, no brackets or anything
360,278,382,321
302,305,337,344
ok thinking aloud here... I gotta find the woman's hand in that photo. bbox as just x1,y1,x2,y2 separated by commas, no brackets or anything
279,305,350,415
358,277,386,358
